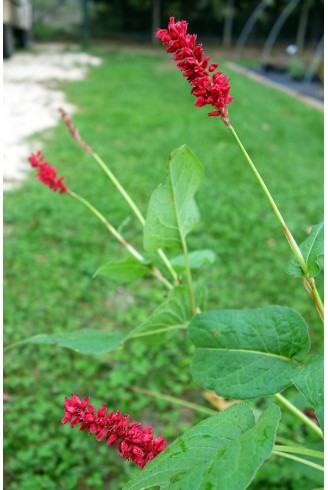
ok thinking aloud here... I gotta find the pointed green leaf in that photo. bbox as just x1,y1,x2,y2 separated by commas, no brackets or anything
94,256,152,282
188,306,310,399
129,286,205,338
286,222,324,277
117,216,131,234
10,330,126,354
171,249,216,273
291,354,324,431
144,145,204,251
124,403,280,490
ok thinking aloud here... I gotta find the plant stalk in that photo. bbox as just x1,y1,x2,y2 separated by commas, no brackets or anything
92,152,146,225
227,124,324,321
68,190,173,290
275,436,303,446
303,277,324,322
92,152,179,283
59,107,178,284
272,451,324,472
131,324,187,338
129,386,217,416
181,234,197,315
273,445,324,460
274,393,323,439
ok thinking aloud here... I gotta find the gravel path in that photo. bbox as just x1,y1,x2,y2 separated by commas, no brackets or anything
3,44,102,191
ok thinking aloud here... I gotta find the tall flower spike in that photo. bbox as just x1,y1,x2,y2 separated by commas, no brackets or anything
62,395,167,469
28,151,68,193
156,16,233,126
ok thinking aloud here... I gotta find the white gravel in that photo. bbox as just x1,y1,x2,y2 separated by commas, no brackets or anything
3,44,102,191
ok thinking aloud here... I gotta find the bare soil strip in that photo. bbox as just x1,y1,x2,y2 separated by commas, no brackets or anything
3,44,101,191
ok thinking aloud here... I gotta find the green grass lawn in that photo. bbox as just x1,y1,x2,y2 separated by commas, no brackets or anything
4,47,323,490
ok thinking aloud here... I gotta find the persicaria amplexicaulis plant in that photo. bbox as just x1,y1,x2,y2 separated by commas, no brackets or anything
62,395,166,469
16,15,323,489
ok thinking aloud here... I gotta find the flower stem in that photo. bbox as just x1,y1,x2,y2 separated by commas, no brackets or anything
92,152,145,225
59,107,178,284
275,436,303,446
68,190,173,290
303,277,324,322
227,124,324,321
91,152,179,284
274,393,323,439
273,445,324,460
131,324,187,338
181,233,197,315
227,125,306,269
272,450,324,472
129,386,217,416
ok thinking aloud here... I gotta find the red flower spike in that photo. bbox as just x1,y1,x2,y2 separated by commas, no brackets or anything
62,395,167,469
28,151,67,193
156,16,233,125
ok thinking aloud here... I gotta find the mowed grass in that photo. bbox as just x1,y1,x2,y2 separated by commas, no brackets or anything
4,48,323,489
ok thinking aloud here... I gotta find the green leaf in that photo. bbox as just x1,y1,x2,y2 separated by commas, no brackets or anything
286,222,324,277
291,354,324,431
11,330,126,354
117,216,131,234
94,256,152,282
124,403,280,490
129,286,197,338
143,145,204,252
188,306,310,399
8,286,205,354
171,249,216,273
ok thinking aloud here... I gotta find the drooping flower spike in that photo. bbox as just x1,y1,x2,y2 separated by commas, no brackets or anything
62,395,167,469
28,151,67,193
156,17,233,125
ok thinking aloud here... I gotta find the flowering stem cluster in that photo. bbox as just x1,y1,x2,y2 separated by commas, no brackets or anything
155,15,324,471
62,395,166,469
28,152,173,290
24,17,323,481
157,16,324,323
58,107,179,285
57,108,200,313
